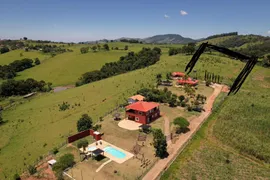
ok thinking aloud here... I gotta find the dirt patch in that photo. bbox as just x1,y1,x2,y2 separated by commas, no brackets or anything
53,85,75,93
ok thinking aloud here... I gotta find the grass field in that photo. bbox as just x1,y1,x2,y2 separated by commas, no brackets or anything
0,49,50,65
161,68,270,179
0,50,246,179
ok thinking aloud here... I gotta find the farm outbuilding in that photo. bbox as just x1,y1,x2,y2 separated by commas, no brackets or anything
171,72,185,77
125,101,160,124
128,95,145,104
177,77,199,86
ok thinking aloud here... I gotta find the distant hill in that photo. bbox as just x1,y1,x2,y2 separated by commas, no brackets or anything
142,34,195,44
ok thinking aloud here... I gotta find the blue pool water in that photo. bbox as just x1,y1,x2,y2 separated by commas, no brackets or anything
103,146,126,159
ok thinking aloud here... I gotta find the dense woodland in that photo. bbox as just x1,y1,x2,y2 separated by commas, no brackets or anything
0,79,52,97
76,47,162,86
0,58,40,79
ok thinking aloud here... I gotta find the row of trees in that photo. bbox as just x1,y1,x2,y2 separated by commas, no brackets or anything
76,47,161,86
111,45,128,50
0,79,52,97
204,71,223,84
80,44,110,54
0,58,40,79
120,39,142,43
168,43,196,56
25,44,69,54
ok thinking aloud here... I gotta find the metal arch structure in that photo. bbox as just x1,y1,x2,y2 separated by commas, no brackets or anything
185,42,257,95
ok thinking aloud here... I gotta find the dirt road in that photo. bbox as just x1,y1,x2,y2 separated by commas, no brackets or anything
142,84,223,180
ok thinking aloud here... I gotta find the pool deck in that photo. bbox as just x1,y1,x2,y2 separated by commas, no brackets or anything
80,140,133,164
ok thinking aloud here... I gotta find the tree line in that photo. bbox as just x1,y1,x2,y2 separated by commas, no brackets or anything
76,47,162,86
168,43,196,56
0,78,52,97
120,39,142,43
0,58,40,79
80,44,110,54
204,32,238,40
204,70,223,85
25,44,71,54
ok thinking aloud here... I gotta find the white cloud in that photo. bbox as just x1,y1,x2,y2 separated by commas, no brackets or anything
180,10,188,16
164,14,170,18
268,30,270,34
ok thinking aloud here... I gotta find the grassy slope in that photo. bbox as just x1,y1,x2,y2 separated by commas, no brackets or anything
0,52,245,178
161,67,270,179
199,35,236,45
0,49,50,65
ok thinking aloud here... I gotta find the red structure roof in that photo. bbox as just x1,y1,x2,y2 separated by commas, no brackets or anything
177,77,199,86
171,72,185,77
126,101,159,112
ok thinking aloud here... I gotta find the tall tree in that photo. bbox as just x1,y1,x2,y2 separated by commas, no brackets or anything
77,114,93,132
173,117,190,133
152,129,167,158
124,45,128,50
103,44,110,51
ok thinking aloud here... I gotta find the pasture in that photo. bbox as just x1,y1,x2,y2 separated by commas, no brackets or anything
0,44,253,179
161,68,270,179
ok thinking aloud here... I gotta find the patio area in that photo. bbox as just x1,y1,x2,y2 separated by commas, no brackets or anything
118,119,142,130
80,140,134,164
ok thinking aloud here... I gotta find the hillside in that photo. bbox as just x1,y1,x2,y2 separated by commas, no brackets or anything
0,51,249,178
143,34,195,44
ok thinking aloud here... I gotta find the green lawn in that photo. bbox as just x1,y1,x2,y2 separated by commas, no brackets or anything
0,47,251,179
161,68,270,179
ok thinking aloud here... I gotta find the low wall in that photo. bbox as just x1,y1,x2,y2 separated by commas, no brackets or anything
67,129,90,143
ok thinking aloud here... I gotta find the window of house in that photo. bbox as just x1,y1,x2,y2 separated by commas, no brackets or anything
135,117,139,121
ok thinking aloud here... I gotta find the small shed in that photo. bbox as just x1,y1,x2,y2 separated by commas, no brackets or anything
48,159,57,169
128,95,145,104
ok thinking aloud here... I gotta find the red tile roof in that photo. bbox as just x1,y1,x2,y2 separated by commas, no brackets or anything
172,72,185,77
125,101,159,112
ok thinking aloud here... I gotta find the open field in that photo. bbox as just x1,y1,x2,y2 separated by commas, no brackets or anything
0,45,254,179
0,49,50,65
161,68,270,179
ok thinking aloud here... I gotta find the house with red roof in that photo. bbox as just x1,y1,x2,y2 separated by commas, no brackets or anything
125,101,160,124
171,72,185,77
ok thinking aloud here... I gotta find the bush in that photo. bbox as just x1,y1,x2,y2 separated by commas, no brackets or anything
53,153,75,172
77,139,89,149
152,129,167,158
34,58,41,65
179,95,185,102
58,102,70,111
13,173,21,180
52,147,59,155
92,124,102,131
206,80,211,86
180,101,186,107
27,165,37,175
173,117,190,133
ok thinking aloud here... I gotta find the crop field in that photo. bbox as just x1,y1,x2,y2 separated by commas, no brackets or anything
0,48,247,178
161,68,270,179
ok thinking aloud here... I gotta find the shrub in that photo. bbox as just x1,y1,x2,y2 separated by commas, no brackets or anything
180,101,186,107
53,153,75,172
13,173,21,180
179,95,185,102
27,165,37,175
77,139,89,149
173,117,190,133
52,147,59,155
92,124,102,131
152,129,167,158
34,58,41,65
206,80,211,86
58,102,70,111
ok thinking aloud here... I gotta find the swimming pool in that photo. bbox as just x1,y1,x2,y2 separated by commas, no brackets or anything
103,146,126,159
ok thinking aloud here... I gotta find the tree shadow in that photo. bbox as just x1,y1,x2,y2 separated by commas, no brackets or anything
176,127,190,134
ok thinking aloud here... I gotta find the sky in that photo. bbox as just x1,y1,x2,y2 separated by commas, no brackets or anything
0,0,269,42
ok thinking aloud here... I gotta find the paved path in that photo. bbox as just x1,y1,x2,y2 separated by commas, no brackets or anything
142,84,223,180
163,116,171,146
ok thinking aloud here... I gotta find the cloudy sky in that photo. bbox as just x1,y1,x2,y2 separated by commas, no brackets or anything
0,0,269,42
